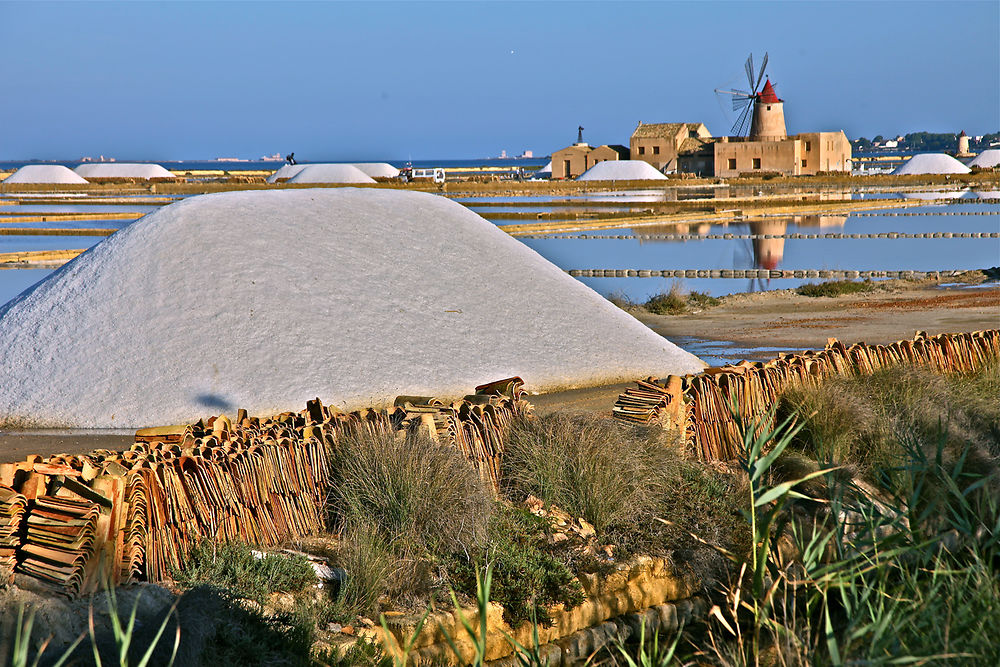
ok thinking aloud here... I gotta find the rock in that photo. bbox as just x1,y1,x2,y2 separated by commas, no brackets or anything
341,625,355,636
578,518,597,539
327,622,342,633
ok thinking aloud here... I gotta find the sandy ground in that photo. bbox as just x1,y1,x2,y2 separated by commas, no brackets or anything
640,282,1000,349
2,281,997,464
531,280,999,417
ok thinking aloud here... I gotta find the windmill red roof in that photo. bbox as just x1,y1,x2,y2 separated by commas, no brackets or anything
758,79,780,103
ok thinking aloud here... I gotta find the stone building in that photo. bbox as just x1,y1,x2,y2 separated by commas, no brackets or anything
551,143,629,179
629,122,713,172
713,80,851,177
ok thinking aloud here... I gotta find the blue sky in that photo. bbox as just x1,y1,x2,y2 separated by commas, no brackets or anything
1,1,997,161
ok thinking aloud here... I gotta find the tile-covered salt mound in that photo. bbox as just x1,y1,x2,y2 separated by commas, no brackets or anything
0,189,704,428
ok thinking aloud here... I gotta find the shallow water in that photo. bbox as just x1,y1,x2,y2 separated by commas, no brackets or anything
670,335,807,367
0,203,159,213
0,268,55,306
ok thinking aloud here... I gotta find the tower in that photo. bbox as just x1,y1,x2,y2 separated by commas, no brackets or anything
749,80,786,140
957,130,972,157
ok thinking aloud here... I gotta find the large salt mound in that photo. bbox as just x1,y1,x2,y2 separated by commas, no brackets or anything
891,153,971,175
968,149,1000,168
0,189,704,428
351,163,400,178
74,163,174,179
578,160,667,181
265,163,309,183
287,164,376,184
3,165,88,184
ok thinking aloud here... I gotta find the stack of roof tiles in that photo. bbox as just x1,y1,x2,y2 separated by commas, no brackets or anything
614,330,1000,460
0,485,27,585
0,377,529,594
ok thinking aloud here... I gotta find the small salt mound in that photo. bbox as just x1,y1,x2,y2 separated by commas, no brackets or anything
900,189,969,200
265,164,308,183
0,189,704,428
74,163,173,179
968,149,1000,168
3,165,88,184
351,163,400,178
287,164,375,184
891,153,971,175
578,160,667,181
533,161,552,178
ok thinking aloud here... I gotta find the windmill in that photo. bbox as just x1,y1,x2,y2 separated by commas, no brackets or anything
715,52,770,137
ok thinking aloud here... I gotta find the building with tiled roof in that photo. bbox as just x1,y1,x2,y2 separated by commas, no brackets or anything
629,122,712,173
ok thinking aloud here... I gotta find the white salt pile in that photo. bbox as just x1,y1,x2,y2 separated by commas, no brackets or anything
3,165,88,184
351,163,400,178
287,164,376,184
534,161,553,177
968,149,1000,168
74,163,174,179
578,160,667,181
0,189,704,428
891,153,971,175
265,164,309,183
899,189,970,200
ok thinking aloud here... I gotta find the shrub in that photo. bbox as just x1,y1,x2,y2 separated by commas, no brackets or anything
795,279,877,298
501,414,673,536
643,284,689,315
687,290,721,309
606,290,635,310
172,540,315,606
329,429,492,557
327,429,493,616
779,363,1000,486
447,505,584,628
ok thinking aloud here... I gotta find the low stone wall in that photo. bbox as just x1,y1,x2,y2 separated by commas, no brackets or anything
365,556,701,666
614,329,1000,460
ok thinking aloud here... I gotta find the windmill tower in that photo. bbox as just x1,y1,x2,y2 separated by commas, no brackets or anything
749,79,786,140
716,53,786,140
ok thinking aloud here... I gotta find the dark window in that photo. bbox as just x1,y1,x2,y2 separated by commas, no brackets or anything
639,146,645,155
728,158,736,170
752,158,761,169
805,141,812,151
766,105,771,110
653,146,660,155
801,159,807,167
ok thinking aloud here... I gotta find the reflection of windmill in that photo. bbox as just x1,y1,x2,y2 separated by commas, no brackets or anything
715,52,773,137
734,219,787,292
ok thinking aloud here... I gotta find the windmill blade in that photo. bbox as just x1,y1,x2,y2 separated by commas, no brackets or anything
755,52,769,92
732,96,752,111
715,88,751,96
745,54,754,89
732,99,754,137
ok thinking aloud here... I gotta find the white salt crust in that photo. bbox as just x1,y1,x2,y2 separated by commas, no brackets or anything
0,189,704,428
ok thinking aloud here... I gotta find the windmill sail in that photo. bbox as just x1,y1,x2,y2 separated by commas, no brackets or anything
717,52,770,137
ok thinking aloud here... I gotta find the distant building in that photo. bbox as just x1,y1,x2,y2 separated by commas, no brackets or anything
713,80,851,177
590,144,630,165
956,130,973,157
551,142,628,179
518,150,534,159
630,122,712,173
